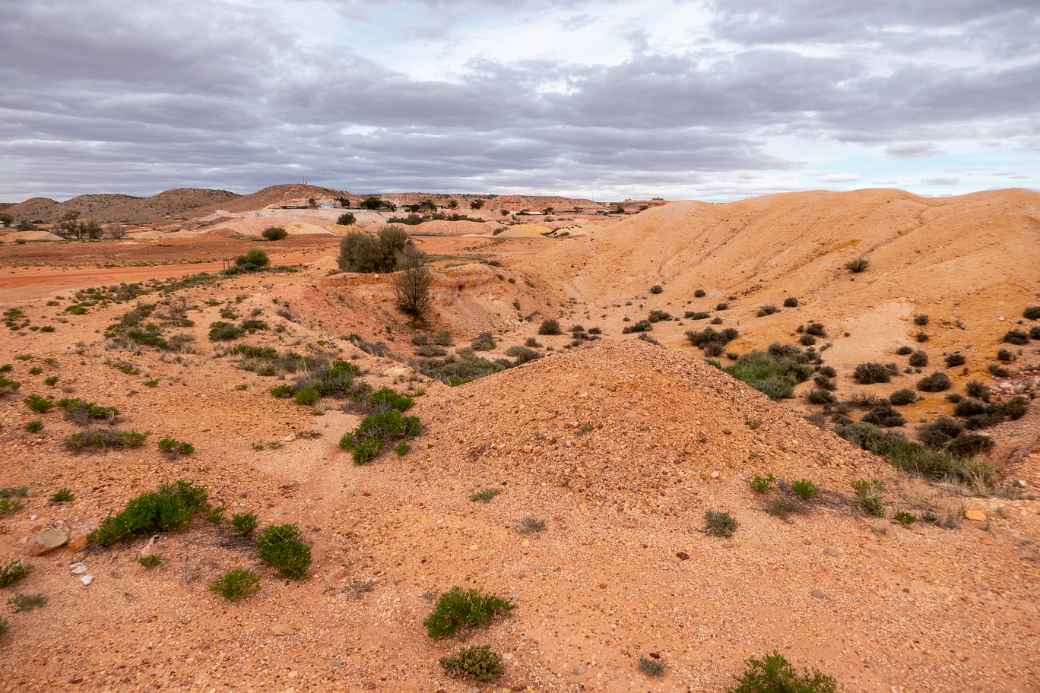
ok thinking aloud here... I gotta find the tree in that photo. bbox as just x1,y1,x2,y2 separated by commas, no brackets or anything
361,196,396,212
470,199,484,210
262,227,288,241
336,212,356,226
447,199,458,209
0,213,12,228
394,248,432,321
336,196,351,208
57,210,81,238
83,221,102,240
307,197,317,209
338,225,411,273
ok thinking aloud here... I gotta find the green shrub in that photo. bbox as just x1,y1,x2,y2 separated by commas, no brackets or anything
423,587,514,639
889,389,916,406
49,488,74,503
233,249,269,272
791,480,818,501
639,656,666,677
137,555,162,568
231,512,258,537
293,386,319,406
338,226,410,273
783,297,799,308
622,319,652,334
537,319,561,335
756,305,779,317
747,474,775,494
729,651,837,693
725,351,812,400
394,441,409,456
685,311,710,320
89,480,207,546
1002,329,1028,345
945,353,966,367
852,479,884,516
504,345,540,364
0,374,20,397
262,227,287,241
517,516,546,533
894,511,917,525
210,569,260,600
838,421,990,483
417,351,504,386
339,410,421,464
704,510,737,537
208,321,243,341
469,488,501,503
806,389,834,405
158,437,194,456
368,387,413,412
256,524,311,578
0,560,30,588
59,397,119,424
65,428,147,452
440,645,504,682
1024,306,1040,320
908,350,928,367
25,419,43,433
917,371,951,392
336,212,356,225
845,257,868,273
946,433,994,458
471,331,495,351
861,403,905,428
650,284,663,294
853,362,890,384
8,593,46,612
24,394,54,413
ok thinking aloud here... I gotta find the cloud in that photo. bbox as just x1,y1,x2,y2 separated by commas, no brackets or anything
922,177,960,186
0,0,1037,201
886,143,942,158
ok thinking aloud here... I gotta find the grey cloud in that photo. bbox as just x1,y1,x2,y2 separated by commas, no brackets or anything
886,143,942,158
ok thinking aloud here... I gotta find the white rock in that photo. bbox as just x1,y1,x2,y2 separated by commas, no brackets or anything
80,575,94,586
69,562,88,575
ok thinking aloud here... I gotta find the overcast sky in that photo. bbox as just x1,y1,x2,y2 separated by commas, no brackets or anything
2,0,1038,201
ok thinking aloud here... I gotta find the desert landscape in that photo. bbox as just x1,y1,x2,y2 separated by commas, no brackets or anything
1,184,1038,691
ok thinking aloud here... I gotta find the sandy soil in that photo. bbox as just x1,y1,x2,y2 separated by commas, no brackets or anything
1,189,1038,692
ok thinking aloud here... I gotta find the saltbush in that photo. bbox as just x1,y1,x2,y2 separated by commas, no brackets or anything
89,480,207,546
423,587,514,639
256,523,311,578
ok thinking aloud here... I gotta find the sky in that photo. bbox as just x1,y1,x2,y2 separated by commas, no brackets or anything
1,0,1038,202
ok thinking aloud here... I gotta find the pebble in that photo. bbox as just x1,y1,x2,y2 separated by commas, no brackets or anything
81,575,94,586
69,562,89,575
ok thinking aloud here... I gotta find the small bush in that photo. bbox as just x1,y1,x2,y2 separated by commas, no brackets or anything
946,433,994,458
256,524,311,579
158,437,194,456
470,331,495,351
271,384,294,398
725,350,812,400
889,389,916,406
293,386,320,406
440,645,504,682
944,353,965,368
336,212,356,226
8,593,46,612
862,404,905,428
799,334,816,346
89,480,207,546
806,389,834,405
996,348,1015,363
845,257,868,273
262,227,287,241
211,569,260,601
232,249,270,272
917,372,951,392
49,488,74,503
25,419,43,433
339,410,421,464
24,394,54,413
896,346,913,356
423,587,514,639
704,510,737,537
65,428,147,452
59,397,118,424
1002,329,1028,345
805,323,826,337
1024,306,1040,320
756,305,779,317
894,511,917,526
470,488,501,503
852,480,884,517
686,311,710,320
518,515,546,534
639,655,666,677
137,555,162,568
729,651,837,693
747,474,775,494
783,297,799,308
650,284,663,294
231,512,258,536
908,350,928,368
918,417,964,448
538,319,561,335
853,363,890,384
0,560,30,588
791,480,818,501
208,321,243,341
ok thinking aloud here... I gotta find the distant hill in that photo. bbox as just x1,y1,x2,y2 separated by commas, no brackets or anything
5,188,239,224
